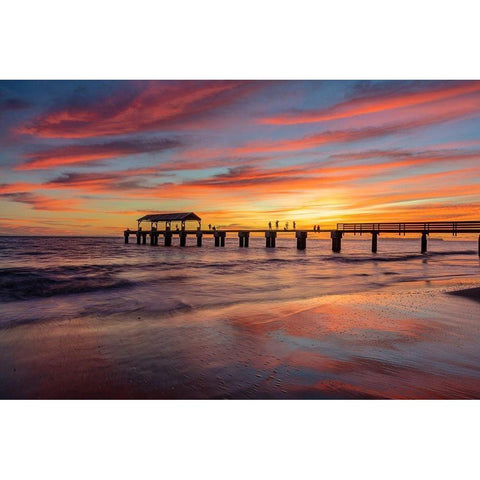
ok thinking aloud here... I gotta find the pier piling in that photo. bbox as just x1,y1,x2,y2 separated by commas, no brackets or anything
124,231,129,244
180,232,187,247
265,231,277,248
214,231,225,247
142,233,147,244
371,232,378,253
421,232,428,253
136,233,141,244
196,233,202,247
331,230,343,253
296,231,307,250
164,231,172,247
238,231,250,248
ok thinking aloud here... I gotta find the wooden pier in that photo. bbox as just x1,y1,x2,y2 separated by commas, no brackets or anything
124,214,480,256
337,221,480,254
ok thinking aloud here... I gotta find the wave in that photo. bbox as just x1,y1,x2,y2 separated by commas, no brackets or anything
0,267,133,302
1,245,477,302
323,250,477,263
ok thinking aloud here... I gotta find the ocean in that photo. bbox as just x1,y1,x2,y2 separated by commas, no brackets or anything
1,234,479,398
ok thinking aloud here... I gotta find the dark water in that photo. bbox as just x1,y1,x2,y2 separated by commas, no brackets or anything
1,235,479,399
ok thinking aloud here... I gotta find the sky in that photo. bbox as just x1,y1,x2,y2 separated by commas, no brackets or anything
0,80,479,235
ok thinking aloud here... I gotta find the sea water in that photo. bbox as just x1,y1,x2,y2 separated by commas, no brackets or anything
1,235,479,326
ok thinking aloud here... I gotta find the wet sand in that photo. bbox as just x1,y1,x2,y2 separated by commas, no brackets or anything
1,281,480,399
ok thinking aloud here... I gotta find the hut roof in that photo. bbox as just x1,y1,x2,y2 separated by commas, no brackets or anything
137,212,201,223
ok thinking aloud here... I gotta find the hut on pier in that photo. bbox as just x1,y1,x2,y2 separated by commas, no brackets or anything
137,212,202,231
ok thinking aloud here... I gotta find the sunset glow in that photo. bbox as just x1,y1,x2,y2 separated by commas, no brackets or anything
1,80,479,235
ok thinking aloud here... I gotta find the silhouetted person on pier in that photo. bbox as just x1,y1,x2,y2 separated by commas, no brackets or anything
176,226,179,232
313,225,317,231
293,221,296,230
285,222,289,230
208,224,211,230
269,221,272,230
212,226,216,231
275,220,279,229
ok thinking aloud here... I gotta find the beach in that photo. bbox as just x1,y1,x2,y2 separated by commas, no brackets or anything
1,235,479,399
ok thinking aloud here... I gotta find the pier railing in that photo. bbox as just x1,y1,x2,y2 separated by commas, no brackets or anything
337,221,480,235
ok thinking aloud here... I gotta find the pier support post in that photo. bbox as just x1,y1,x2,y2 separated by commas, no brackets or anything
142,233,147,244
265,231,277,248
244,232,249,248
421,232,428,253
220,232,226,247
150,233,155,246
124,231,129,244
371,232,378,253
164,232,172,247
196,233,202,247
331,230,343,253
296,231,307,250
238,231,250,248
214,231,220,247
136,233,141,244
180,232,187,247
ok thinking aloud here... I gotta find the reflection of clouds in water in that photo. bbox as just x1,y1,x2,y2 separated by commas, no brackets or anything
223,292,480,399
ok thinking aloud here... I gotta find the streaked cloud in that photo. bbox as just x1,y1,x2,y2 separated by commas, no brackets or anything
17,81,263,138
17,137,182,170
260,81,480,125
0,192,85,211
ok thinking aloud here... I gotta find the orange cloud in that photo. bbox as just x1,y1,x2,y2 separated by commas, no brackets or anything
0,192,86,211
0,182,40,194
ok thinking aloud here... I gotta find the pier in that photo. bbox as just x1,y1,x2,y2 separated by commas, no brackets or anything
124,214,480,256
337,221,480,255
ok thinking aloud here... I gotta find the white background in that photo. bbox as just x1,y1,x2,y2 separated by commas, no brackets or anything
1,1,479,479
